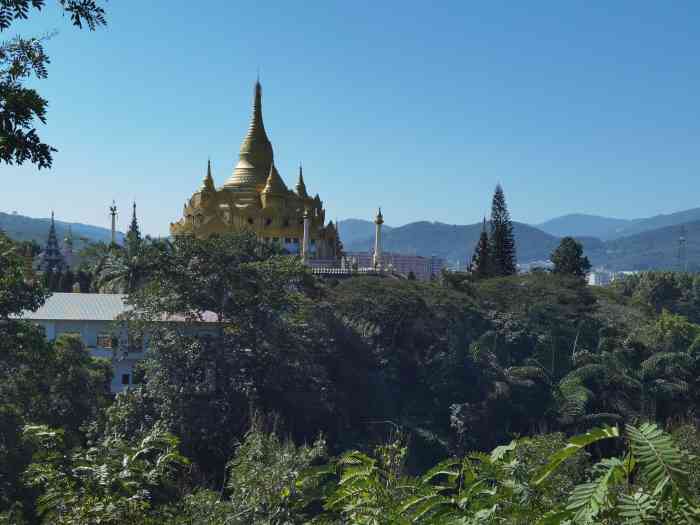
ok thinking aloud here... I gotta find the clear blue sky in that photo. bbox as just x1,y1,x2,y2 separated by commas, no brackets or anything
3,1,700,236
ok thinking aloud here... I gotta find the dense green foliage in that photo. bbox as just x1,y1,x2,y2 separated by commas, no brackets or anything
5,229,700,522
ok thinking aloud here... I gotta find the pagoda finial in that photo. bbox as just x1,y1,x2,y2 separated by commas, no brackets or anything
296,163,308,197
201,158,215,192
253,79,263,129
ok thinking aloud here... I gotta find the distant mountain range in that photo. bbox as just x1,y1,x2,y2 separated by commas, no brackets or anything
341,207,700,271
342,220,559,266
537,208,700,241
0,211,124,248
3,208,697,272
337,218,393,245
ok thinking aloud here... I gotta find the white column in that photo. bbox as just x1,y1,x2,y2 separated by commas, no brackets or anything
302,208,311,263
373,207,384,269
110,202,117,244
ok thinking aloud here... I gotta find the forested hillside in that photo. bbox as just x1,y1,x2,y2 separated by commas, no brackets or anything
4,229,700,523
0,211,123,246
345,220,561,264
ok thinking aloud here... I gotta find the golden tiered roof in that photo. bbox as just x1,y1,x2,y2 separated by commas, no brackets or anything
224,80,274,192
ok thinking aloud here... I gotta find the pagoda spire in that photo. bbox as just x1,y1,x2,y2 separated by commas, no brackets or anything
224,79,274,189
38,211,67,273
201,158,216,192
296,163,308,197
126,201,142,254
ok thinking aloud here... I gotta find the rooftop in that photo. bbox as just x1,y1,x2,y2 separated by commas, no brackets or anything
17,293,131,321
16,292,220,323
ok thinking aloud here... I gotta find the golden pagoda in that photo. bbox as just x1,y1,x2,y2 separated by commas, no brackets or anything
170,80,339,260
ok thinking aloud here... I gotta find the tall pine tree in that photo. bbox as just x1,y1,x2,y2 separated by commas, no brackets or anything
470,218,492,279
489,184,517,276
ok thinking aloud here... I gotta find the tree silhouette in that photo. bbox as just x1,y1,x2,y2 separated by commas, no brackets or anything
471,218,493,279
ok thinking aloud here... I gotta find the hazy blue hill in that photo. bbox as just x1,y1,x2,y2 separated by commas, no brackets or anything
538,208,700,241
612,208,700,239
537,214,633,240
0,211,124,247
337,218,393,245
590,220,700,271
345,220,563,265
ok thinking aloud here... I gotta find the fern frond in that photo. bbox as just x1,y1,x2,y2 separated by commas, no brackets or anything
419,458,461,486
618,490,657,524
565,458,624,523
626,423,688,500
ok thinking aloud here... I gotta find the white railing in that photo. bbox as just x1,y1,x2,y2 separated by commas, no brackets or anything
309,266,382,276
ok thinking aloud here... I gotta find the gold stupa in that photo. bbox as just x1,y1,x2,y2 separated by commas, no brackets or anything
170,80,339,260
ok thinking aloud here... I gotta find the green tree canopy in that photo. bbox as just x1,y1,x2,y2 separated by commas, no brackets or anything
551,236,591,278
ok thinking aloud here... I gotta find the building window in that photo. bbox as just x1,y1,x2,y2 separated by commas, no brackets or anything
128,333,143,352
285,237,292,244
247,217,254,225
283,218,290,227
265,218,272,226
96,333,112,349
121,374,130,385
293,238,300,244
273,237,279,243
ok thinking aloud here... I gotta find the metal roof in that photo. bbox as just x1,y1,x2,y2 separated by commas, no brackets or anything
18,293,131,321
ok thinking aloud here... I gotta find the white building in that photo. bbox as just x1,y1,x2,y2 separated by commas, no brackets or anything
17,293,217,393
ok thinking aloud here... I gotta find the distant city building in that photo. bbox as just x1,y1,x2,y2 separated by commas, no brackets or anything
17,293,218,393
518,260,554,273
587,268,640,286
588,270,613,286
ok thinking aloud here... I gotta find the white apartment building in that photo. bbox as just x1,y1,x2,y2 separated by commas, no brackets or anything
17,293,217,393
